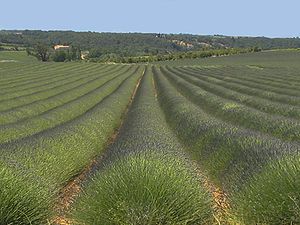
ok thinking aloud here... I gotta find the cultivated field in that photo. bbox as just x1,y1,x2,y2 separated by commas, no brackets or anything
0,51,299,224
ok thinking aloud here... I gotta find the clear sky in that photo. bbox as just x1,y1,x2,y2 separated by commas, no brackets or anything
1,0,299,37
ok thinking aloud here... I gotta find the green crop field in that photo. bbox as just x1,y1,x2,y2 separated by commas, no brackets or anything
155,49,300,67
0,50,299,225
0,51,37,63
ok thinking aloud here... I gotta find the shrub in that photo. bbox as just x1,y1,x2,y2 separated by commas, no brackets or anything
232,156,300,225
51,50,67,62
0,163,51,225
72,152,213,225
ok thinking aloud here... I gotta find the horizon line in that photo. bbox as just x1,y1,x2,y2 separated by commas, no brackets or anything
1,28,299,39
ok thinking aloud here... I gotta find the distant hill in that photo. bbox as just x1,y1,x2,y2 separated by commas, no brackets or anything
1,30,300,57
155,49,300,67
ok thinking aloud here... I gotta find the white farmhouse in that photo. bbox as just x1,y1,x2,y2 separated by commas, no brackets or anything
53,45,70,50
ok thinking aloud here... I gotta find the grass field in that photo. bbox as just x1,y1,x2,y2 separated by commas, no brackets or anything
0,50,299,224
0,50,37,63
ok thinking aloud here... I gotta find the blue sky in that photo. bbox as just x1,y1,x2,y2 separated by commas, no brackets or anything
1,0,299,37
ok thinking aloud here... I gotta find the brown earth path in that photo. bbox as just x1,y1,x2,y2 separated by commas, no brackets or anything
193,162,231,225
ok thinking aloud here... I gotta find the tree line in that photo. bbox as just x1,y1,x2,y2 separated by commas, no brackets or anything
26,43,81,62
1,30,300,58
26,42,261,63
88,47,262,64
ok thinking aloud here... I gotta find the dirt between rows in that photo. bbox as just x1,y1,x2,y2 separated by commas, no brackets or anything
194,163,231,224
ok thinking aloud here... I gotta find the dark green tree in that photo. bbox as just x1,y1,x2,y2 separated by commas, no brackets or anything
88,48,102,58
52,50,67,62
25,47,32,56
32,43,50,62
67,46,81,61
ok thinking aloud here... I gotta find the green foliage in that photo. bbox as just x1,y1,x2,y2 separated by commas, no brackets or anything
26,45,82,62
51,50,67,62
72,152,213,225
66,46,81,61
0,162,51,225
32,43,51,61
233,156,300,224
88,48,257,63
51,46,82,62
1,30,300,57
87,48,102,58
